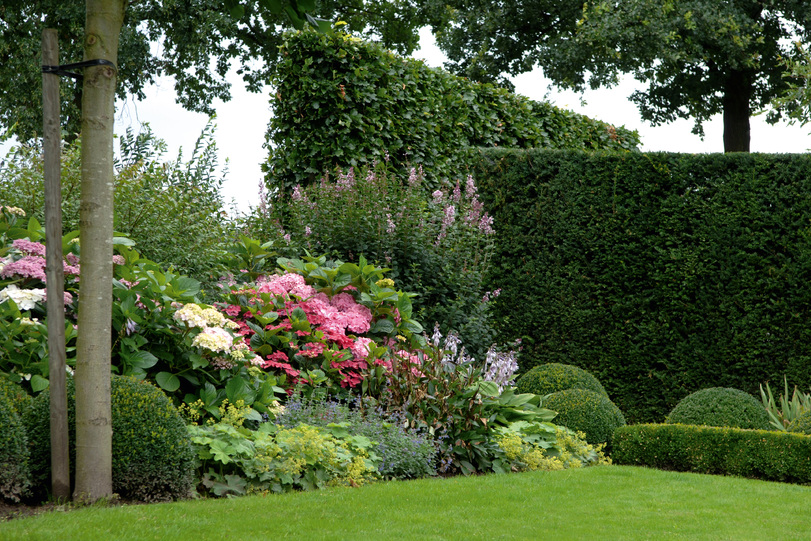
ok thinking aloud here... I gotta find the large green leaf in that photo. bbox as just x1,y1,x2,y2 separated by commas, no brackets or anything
156,371,181,392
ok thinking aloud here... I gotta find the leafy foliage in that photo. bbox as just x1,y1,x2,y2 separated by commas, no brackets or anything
666,387,771,431
0,379,31,503
542,389,626,447
0,0,425,141
24,375,195,502
787,411,811,436
613,423,811,484
760,376,811,431
473,148,811,423
516,363,608,398
0,124,231,282
265,30,639,195
275,394,437,480
242,163,499,361
188,421,380,497
540,1,811,150
424,0,582,90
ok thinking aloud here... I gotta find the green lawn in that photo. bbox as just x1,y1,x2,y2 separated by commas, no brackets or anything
2,466,810,540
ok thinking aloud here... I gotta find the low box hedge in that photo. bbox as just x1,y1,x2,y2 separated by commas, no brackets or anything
612,423,811,484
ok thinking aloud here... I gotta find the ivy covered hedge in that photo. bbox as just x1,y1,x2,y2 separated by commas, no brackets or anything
264,31,640,194
613,424,811,484
472,148,811,423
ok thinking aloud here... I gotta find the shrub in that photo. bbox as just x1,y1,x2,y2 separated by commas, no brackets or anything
542,389,626,446
666,387,771,430
472,148,811,424
516,363,607,397
0,386,31,503
0,123,231,282
0,377,32,416
788,411,811,435
241,163,499,362
188,421,380,497
276,394,437,480
492,421,610,473
25,375,195,502
266,31,639,194
613,423,811,484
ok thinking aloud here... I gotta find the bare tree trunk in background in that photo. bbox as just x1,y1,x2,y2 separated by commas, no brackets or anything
73,0,124,502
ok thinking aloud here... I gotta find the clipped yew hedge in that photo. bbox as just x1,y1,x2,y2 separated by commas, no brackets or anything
472,148,811,423
265,31,639,194
613,424,811,484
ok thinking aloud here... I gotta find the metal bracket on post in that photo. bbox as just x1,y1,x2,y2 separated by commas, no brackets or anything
42,59,116,80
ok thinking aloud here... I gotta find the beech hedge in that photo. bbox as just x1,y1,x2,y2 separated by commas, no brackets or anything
472,148,811,423
613,424,811,484
265,31,639,194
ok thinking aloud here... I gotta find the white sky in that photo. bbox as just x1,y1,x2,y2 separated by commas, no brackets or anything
11,27,811,214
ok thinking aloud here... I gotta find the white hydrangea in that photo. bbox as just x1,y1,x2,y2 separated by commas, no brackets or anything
201,307,226,327
173,303,208,328
0,284,45,310
192,327,234,353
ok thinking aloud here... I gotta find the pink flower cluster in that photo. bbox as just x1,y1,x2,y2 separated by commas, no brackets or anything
1,240,81,282
231,272,378,388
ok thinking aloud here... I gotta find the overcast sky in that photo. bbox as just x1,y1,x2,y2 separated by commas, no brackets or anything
11,28,811,214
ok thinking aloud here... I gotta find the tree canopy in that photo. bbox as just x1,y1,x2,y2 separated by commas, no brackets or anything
427,0,811,152
0,0,424,142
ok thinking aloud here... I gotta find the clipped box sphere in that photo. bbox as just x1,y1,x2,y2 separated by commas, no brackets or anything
543,388,625,446
25,374,195,502
516,363,608,397
788,410,811,435
665,387,771,430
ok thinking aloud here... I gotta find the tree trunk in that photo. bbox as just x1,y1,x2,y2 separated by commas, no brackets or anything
722,69,752,153
42,27,71,502
73,0,125,502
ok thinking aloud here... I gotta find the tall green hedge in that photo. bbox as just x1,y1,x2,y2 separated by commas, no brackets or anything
472,149,811,424
265,31,640,194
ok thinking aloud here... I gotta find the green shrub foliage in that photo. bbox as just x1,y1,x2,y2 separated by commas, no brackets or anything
25,375,195,502
472,148,811,423
0,377,32,417
788,411,811,435
0,382,31,503
0,124,230,282
666,387,771,431
613,424,811,484
542,389,625,446
516,363,607,397
265,31,639,194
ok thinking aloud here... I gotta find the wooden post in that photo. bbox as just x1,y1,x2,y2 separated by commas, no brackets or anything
42,27,71,501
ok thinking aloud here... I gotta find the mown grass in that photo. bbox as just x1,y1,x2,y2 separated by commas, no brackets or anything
2,465,810,540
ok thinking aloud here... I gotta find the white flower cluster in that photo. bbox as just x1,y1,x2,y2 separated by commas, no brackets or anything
173,303,226,329
0,284,45,310
192,327,234,353
174,302,254,365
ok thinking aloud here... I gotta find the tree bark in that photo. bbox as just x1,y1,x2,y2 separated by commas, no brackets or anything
42,28,71,502
73,0,125,502
723,69,752,153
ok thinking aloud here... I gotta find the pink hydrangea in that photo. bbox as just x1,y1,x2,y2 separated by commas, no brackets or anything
12,239,46,257
0,256,47,281
351,337,375,360
330,292,357,311
257,272,309,296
